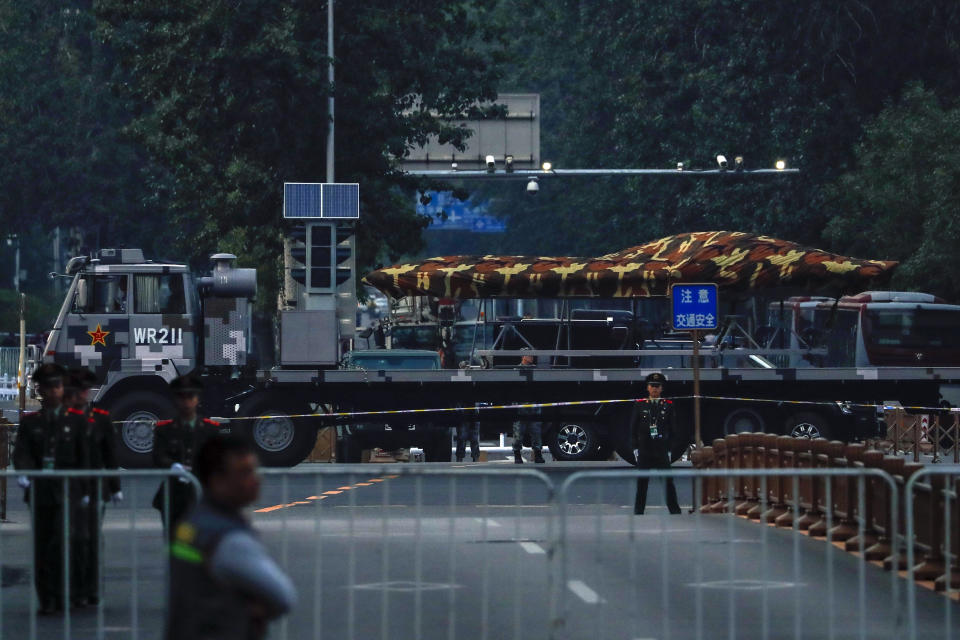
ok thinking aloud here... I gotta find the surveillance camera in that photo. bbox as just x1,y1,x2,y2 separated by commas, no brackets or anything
734,156,744,172
505,155,515,173
485,155,496,173
451,161,458,170
676,162,684,172
716,155,728,170
526,177,539,195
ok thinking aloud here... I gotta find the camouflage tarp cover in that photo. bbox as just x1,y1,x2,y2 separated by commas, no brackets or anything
363,231,897,299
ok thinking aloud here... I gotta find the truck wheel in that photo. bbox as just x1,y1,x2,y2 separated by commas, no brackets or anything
723,408,766,435
238,395,317,467
548,423,599,461
109,391,174,468
785,412,831,440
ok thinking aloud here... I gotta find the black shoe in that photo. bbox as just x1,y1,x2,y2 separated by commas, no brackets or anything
472,456,479,462
514,451,524,464
533,451,545,464
669,509,682,515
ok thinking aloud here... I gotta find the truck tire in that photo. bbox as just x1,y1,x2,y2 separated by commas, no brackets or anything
547,422,599,461
237,395,317,467
723,408,766,435
109,391,175,468
785,412,832,440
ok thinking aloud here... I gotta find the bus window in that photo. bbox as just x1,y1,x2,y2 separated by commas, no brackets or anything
865,309,960,349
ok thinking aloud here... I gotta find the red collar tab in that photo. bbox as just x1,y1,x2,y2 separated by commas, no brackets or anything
66,407,84,415
202,418,220,426
92,407,109,415
156,419,173,426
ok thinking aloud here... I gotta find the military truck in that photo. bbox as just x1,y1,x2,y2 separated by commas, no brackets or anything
35,222,960,467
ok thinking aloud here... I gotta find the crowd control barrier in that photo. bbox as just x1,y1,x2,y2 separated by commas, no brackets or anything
1,463,958,640
0,469,200,640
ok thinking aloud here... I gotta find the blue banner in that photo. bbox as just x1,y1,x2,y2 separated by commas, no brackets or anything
417,191,506,233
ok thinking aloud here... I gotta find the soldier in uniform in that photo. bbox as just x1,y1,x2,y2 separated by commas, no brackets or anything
65,369,122,606
13,363,88,613
165,435,295,639
630,372,681,515
152,374,221,537
513,351,545,464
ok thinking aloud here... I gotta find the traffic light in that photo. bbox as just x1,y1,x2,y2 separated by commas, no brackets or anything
309,224,333,290
335,226,353,287
289,225,307,287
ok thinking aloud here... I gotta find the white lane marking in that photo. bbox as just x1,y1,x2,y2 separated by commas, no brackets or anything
519,541,546,555
567,579,604,604
475,517,501,527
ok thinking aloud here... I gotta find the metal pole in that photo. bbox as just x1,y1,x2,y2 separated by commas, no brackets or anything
14,235,20,293
692,329,702,447
326,0,335,183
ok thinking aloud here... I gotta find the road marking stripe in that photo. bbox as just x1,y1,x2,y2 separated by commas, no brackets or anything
254,504,286,513
354,482,373,486
386,475,400,479
306,496,322,500
292,501,311,505
567,580,603,604
367,478,384,482
475,517,501,527
336,486,353,490
323,490,342,495
519,542,546,555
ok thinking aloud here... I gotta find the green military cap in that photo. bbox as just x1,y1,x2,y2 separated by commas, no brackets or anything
31,363,66,386
68,368,98,390
645,372,667,384
169,374,204,396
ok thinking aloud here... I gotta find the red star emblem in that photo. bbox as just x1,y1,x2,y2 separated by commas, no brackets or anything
88,324,110,347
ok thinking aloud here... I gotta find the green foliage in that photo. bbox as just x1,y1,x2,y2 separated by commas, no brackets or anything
0,288,61,335
481,0,960,299
94,0,507,287
825,84,960,297
0,1,176,254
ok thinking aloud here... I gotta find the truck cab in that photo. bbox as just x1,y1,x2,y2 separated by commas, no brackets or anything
40,249,256,467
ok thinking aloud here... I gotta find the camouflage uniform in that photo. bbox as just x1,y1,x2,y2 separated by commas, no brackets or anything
512,405,544,463
152,416,221,537
13,407,87,610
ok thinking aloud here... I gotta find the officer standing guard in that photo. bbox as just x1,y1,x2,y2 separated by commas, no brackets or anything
65,369,122,607
152,375,221,537
13,363,88,614
513,351,545,464
630,372,681,515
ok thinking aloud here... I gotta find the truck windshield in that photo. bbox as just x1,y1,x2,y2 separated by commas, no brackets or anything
865,309,960,349
350,356,440,370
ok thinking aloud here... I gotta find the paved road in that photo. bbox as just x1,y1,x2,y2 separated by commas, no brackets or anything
0,461,955,639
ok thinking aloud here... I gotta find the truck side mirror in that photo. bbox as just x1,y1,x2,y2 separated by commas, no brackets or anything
76,279,88,310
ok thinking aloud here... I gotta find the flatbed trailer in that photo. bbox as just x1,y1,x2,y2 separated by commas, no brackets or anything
246,364,960,464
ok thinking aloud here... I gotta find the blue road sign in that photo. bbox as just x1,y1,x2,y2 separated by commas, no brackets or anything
417,191,506,233
671,283,719,331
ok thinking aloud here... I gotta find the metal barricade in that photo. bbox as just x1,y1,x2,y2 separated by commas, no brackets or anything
553,467,908,640
905,466,960,640
0,469,200,640
256,466,556,640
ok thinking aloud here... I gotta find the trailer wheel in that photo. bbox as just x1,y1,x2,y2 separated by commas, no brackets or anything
548,423,599,461
237,395,317,467
110,391,174,468
723,408,766,435
785,412,831,440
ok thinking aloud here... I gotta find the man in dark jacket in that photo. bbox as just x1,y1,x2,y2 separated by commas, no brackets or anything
65,369,122,606
630,372,681,514
13,363,87,613
166,435,295,640
152,374,221,537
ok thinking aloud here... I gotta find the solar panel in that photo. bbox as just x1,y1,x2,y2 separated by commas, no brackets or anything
321,183,360,219
283,183,360,219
